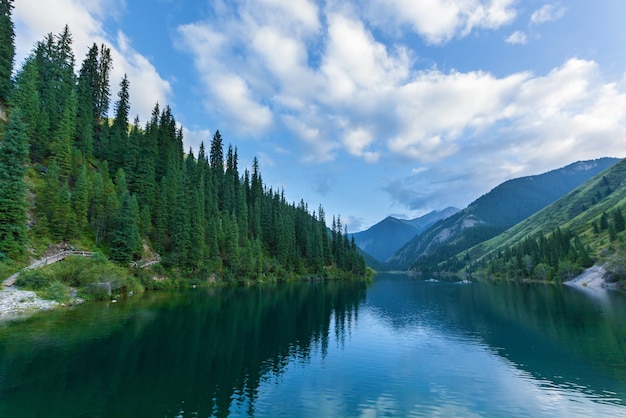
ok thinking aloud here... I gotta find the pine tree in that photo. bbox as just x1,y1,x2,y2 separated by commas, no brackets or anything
0,109,29,259
72,164,90,233
50,88,76,180
12,57,48,162
77,43,112,159
210,130,224,207
109,190,141,263
75,43,112,158
614,208,625,233
109,74,130,173
0,0,15,105
600,212,609,231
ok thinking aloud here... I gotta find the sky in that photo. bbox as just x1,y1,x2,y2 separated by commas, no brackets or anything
12,0,626,232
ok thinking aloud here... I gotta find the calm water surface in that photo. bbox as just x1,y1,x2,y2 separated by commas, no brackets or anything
1,274,626,417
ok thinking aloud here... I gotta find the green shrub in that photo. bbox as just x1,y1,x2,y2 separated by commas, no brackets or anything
16,269,52,290
40,281,70,303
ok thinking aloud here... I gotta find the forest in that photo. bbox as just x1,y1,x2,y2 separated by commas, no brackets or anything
476,208,625,282
0,1,367,293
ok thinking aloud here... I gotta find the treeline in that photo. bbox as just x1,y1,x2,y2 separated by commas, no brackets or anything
475,228,593,282
476,206,626,282
0,13,365,281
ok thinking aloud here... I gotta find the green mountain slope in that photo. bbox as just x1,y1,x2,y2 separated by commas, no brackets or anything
467,158,626,267
385,158,620,272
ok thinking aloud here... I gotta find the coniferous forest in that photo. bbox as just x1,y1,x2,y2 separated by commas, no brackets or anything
0,1,367,290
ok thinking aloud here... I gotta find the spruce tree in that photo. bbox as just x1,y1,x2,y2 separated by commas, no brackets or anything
110,190,141,263
0,109,29,259
0,0,15,105
72,164,90,233
109,74,130,173
13,57,48,162
614,208,625,233
77,43,112,159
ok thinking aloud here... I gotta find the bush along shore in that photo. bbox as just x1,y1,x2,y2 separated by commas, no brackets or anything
1,249,376,319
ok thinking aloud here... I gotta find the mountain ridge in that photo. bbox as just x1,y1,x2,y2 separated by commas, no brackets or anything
383,157,621,272
352,207,459,262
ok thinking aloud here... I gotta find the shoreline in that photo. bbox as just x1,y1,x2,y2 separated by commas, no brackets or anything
564,265,623,292
0,286,59,320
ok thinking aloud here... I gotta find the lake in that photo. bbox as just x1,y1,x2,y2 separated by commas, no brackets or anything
1,273,625,417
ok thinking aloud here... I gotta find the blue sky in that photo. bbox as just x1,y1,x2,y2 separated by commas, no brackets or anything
13,0,626,232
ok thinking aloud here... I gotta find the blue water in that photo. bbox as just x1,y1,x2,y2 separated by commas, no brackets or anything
1,274,625,417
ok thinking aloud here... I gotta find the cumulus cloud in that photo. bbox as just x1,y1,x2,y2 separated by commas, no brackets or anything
506,30,527,45
13,0,172,122
175,0,626,187
530,4,567,25
343,127,380,162
381,58,626,210
387,69,528,162
365,0,518,44
176,3,408,162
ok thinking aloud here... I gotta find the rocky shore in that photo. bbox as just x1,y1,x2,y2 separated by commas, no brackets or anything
0,286,58,320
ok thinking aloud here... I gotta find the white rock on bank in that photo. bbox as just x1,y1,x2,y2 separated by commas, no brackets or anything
0,287,59,319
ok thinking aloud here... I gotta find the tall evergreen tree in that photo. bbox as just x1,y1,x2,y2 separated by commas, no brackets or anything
614,208,625,233
109,190,141,263
210,130,224,207
75,43,111,158
76,43,112,159
0,109,29,259
72,163,90,233
0,0,15,105
109,74,130,173
12,57,48,162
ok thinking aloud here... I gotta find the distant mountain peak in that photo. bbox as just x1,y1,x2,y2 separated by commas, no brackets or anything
353,207,459,262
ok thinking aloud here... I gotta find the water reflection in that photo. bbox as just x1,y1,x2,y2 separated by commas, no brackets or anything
1,275,626,417
367,274,626,411
0,281,367,417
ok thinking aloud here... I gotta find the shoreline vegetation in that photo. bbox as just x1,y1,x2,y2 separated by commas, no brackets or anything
0,247,376,320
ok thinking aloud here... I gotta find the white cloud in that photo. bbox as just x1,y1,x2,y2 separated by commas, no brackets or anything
321,13,410,101
366,0,518,44
383,58,626,210
343,127,380,162
255,0,320,34
506,30,527,45
13,0,172,123
111,32,172,122
530,4,567,25
175,0,626,185
283,115,337,163
387,69,527,161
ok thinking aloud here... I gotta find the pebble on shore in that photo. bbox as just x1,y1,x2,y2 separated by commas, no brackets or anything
0,287,59,320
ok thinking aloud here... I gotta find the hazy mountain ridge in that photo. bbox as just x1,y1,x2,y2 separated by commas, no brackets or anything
384,158,620,271
352,207,459,262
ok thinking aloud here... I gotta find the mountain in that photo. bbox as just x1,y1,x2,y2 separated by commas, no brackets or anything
385,158,621,272
352,207,459,262
469,157,626,266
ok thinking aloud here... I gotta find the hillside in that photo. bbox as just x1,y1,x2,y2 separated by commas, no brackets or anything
467,158,626,267
0,23,368,293
352,207,458,262
384,158,620,272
